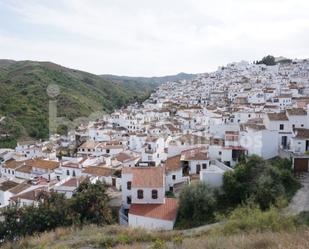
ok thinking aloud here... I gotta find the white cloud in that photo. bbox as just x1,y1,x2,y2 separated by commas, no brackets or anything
1,0,309,76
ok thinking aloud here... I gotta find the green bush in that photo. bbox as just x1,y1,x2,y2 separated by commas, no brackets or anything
177,182,216,228
222,156,299,209
214,202,297,235
151,239,166,249
116,234,133,245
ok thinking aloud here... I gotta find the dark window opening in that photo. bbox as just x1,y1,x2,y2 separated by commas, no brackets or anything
152,189,158,199
137,189,144,199
127,181,132,190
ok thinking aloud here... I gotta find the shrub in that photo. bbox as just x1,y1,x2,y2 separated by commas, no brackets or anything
177,182,216,228
151,239,166,249
214,202,297,235
117,234,133,245
222,156,299,209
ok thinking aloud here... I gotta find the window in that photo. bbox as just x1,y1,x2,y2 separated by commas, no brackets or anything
301,124,304,127
73,170,76,177
152,190,158,199
279,124,284,130
137,189,144,199
127,196,132,204
172,175,176,180
202,163,207,169
67,170,70,176
127,181,132,190
292,124,295,129
106,149,110,154
219,151,222,155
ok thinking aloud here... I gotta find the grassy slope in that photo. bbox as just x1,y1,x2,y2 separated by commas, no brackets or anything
2,224,309,249
0,60,161,147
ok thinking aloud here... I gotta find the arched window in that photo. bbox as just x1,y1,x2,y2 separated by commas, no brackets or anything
152,189,158,199
137,189,144,199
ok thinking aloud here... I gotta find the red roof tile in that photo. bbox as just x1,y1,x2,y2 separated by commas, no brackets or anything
129,198,178,221
122,167,164,188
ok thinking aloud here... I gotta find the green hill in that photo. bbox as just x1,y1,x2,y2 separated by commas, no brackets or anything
0,60,166,147
101,72,196,86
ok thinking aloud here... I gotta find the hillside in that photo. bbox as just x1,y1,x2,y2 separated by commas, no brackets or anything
2,224,309,249
0,60,163,147
101,72,196,86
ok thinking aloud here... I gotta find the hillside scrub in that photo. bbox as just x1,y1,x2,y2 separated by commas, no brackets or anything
213,201,297,236
0,61,158,147
222,156,300,210
176,156,300,229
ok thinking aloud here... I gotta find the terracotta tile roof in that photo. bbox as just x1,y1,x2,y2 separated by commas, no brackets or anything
3,159,26,169
62,163,80,168
9,183,31,194
286,108,307,116
267,112,289,121
294,128,309,139
115,152,136,162
10,187,47,202
122,167,164,188
0,181,19,191
60,177,87,187
165,155,181,172
15,164,32,174
129,198,178,221
83,166,114,177
181,148,209,161
27,159,60,170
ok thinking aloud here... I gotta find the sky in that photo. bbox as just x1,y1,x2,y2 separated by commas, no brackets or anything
0,0,309,76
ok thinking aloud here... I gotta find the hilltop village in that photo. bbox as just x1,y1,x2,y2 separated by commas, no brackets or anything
1,59,309,230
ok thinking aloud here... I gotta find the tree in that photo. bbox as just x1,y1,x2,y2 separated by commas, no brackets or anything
256,55,276,66
178,182,216,227
70,180,113,225
0,181,113,243
222,156,297,209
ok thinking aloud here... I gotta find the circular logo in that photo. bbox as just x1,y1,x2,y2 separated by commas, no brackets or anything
47,84,60,98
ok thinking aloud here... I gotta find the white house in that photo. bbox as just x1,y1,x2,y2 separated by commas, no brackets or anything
121,166,178,230
290,128,309,154
165,155,188,192
200,160,233,188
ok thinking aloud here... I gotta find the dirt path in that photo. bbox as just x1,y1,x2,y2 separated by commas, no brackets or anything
285,173,309,215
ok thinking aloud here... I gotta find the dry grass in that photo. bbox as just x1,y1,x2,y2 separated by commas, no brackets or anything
115,230,309,249
2,225,309,249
